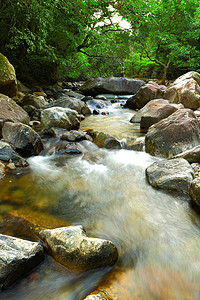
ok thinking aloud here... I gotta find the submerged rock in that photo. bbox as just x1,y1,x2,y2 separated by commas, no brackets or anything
80,77,145,96
88,131,121,149
146,158,194,194
145,109,200,158
2,122,44,157
41,107,80,130
164,71,200,110
0,234,44,289
39,226,118,273
0,53,17,97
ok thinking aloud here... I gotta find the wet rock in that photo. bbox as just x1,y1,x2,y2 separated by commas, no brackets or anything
130,99,183,129
95,95,107,100
2,208,69,240
93,109,100,115
29,120,42,132
20,94,46,109
41,107,80,130
47,141,82,155
164,71,200,110
0,161,5,179
0,94,30,136
45,95,91,116
173,145,200,163
64,90,85,100
80,77,145,96
88,131,121,149
82,151,105,164
126,82,166,109
0,234,44,289
22,105,36,115
61,130,91,142
189,178,200,206
0,53,17,97
145,109,200,158
2,122,44,157
87,99,107,109
146,158,194,194
0,140,24,162
39,226,118,273
126,139,144,151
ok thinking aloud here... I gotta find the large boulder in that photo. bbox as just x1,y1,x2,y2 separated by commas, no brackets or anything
39,226,118,273
145,109,200,158
126,82,166,109
45,95,91,116
164,71,200,110
0,53,17,97
41,107,80,130
80,77,145,96
0,234,44,289
146,158,195,194
130,99,183,129
20,94,46,109
2,122,44,157
0,94,30,136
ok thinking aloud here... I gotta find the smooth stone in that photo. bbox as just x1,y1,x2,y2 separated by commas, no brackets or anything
21,94,46,109
47,141,82,156
39,226,118,273
145,109,200,158
80,77,145,96
63,90,84,100
41,107,80,130
189,178,200,206
0,234,44,289
61,130,91,142
146,158,195,194
2,122,44,157
88,131,121,149
164,71,200,110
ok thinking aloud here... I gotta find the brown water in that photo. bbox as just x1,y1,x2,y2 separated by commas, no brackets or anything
1,102,200,300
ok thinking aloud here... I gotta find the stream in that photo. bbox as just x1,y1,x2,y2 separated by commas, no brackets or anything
1,99,200,299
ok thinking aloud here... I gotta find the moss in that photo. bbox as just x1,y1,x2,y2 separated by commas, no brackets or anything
0,53,16,84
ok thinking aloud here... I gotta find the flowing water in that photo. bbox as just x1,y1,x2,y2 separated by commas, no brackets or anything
1,100,200,299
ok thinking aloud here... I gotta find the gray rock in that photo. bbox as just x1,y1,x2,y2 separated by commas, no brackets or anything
2,122,44,157
39,226,118,273
164,71,200,110
64,91,85,100
0,140,24,162
0,234,44,289
47,141,82,156
146,158,195,194
80,77,145,96
145,109,200,158
41,107,80,130
189,177,200,206
45,95,91,116
21,94,46,109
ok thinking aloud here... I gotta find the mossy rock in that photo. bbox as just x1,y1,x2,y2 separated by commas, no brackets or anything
0,53,17,97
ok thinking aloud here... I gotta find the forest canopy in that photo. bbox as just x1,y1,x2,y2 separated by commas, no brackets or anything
0,0,200,84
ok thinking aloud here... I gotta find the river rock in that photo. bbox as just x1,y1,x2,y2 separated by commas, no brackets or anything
126,82,166,109
130,99,183,129
0,53,17,97
88,131,121,149
0,234,44,289
0,140,24,162
189,178,200,206
0,161,5,179
45,95,91,116
20,94,46,109
64,90,85,100
173,146,200,163
146,158,194,193
0,94,30,136
41,107,80,130
39,226,118,273
61,130,91,142
164,71,200,110
47,141,82,156
2,122,44,157
145,109,200,158
80,77,145,96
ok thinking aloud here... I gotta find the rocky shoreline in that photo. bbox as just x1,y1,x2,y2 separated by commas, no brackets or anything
1,53,200,298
